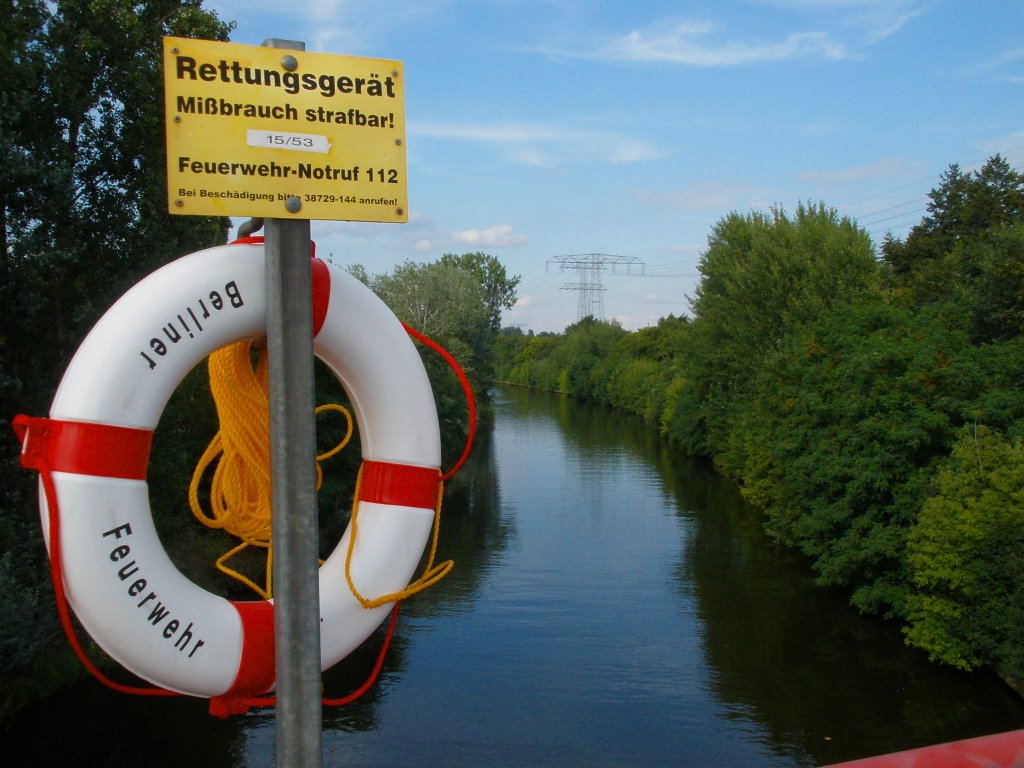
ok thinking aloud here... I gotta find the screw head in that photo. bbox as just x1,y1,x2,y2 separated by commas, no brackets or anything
281,54,299,72
285,196,302,213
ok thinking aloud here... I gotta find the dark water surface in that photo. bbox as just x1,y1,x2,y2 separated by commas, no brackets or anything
7,386,1023,766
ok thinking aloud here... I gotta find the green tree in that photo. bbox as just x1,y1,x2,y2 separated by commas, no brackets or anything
591,315,689,423
881,155,1024,296
557,317,627,400
373,253,519,395
369,259,501,460
723,292,1024,621
956,224,1024,343
0,0,233,714
501,332,563,390
730,302,985,615
439,252,520,333
670,202,878,456
492,325,530,381
2,0,233,424
884,162,972,275
372,260,490,341
905,426,1024,684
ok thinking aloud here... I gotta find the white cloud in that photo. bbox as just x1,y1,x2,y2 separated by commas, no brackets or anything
798,157,927,186
752,0,929,44
629,181,777,212
451,224,527,248
968,46,1024,83
312,220,381,240
412,123,560,143
606,138,664,164
798,120,848,139
541,2,930,69
764,0,908,6
412,120,663,167
515,294,534,308
972,46,1024,71
315,215,527,263
974,130,1024,166
600,22,848,66
209,0,456,53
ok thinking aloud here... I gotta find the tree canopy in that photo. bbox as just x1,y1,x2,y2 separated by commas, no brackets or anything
881,155,1024,287
439,251,520,333
361,254,519,459
671,202,879,455
0,0,233,714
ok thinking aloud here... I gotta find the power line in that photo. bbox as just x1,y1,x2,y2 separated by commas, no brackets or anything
839,145,1024,242
546,253,645,322
858,196,929,223
863,206,929,228
639,276,695,280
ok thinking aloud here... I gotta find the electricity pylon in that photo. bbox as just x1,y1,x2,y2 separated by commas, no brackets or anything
546,253,645,322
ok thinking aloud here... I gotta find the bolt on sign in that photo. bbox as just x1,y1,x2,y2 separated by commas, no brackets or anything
163,36,407,222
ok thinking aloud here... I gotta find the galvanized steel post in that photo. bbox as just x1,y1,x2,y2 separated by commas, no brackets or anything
263,37,324,768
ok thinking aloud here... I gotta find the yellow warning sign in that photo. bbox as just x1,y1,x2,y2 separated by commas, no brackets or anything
163,37,407,222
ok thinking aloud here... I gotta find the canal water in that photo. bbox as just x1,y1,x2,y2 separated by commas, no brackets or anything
6,386,1023,766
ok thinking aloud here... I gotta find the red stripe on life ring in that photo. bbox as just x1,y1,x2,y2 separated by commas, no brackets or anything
209,601,276,717
228,237,328,334
311,257,330,336
13,415,152,480
359,461,440,510
228,235,316,259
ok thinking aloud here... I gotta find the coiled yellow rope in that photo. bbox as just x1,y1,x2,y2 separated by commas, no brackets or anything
189,338,453,607
188,339,353,599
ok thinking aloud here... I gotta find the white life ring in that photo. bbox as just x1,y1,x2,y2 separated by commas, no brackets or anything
15,241,441,702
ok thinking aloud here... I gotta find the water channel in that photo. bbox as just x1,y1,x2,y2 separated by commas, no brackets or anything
7,385,1023,766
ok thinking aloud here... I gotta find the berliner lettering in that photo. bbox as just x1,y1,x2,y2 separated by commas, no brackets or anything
101,523,206,659
139,281,244,370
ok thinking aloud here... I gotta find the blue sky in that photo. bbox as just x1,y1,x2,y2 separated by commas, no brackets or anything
201,0,1024,332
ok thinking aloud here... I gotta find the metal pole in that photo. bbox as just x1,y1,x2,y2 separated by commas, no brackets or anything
263,37,324,768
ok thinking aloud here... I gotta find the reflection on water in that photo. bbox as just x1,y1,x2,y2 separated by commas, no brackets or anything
5,386,1022,767
672,463,1024,766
